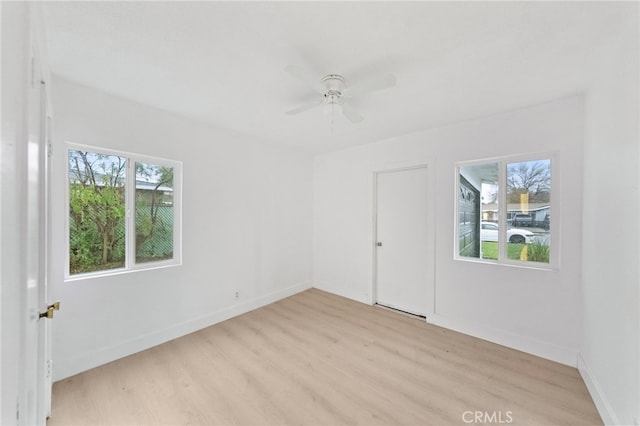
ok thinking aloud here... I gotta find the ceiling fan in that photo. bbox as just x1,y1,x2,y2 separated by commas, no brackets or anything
284,64,396,124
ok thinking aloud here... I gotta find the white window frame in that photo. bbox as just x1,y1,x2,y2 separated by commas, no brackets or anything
65,142,182,281
454,152,558,270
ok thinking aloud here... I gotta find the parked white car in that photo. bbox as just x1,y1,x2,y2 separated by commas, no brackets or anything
480,222,536,244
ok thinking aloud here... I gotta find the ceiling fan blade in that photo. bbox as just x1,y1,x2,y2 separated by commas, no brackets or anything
344,74,396,98
285,64,323,94
341,103,364,123
286,98,323,115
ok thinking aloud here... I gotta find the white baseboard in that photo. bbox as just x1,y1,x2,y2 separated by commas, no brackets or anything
577,353,619,425
426,313,578,367
54,281,312,381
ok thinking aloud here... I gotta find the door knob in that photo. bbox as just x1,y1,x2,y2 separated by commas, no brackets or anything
377,242,383,247
39,307,54,319
39,301,60,320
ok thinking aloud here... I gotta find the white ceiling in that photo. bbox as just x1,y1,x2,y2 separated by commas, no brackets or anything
41,1,634,154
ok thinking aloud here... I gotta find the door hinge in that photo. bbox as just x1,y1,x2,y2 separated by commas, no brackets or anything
46,359,53,379
47,143,53,158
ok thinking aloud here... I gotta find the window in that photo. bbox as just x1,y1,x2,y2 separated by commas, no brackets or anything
456,155,553,267
67,144,181,278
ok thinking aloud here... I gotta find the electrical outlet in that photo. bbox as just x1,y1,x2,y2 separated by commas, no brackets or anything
235,291,239,299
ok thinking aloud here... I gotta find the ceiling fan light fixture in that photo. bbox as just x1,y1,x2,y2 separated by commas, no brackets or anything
323,92,341,105
323,101,343,117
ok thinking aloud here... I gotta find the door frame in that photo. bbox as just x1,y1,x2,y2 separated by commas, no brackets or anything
372,164,434,317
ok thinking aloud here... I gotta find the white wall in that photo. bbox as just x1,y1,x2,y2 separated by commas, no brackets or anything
50,78,313,380
580,13,639,426
314,96,585,366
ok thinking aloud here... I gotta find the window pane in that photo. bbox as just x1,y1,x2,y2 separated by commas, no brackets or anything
507,159,551,263
68,150,126,274
459,163,499,259
135,162,174,264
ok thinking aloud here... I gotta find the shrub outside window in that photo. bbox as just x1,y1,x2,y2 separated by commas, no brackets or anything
456,155,553,267
67,144,181,278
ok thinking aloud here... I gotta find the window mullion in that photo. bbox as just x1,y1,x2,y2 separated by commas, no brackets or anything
498,160,507,262
126,157,136,269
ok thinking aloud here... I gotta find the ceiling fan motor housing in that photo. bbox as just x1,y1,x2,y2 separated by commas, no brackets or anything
322,74,345,104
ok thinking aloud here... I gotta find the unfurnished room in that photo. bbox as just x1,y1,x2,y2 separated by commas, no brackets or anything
1,1,638,425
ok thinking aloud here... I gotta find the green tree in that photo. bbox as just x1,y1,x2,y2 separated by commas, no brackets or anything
68,150,126,273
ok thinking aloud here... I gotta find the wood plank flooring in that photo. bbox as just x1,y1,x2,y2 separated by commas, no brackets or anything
48,288,602,425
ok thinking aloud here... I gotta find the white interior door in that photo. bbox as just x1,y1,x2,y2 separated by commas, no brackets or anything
30,47,52,426
1,4,52,424
21,36,47,425
27,28,53,425
375,166,429,316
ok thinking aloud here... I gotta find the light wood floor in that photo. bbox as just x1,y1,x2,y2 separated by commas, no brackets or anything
49,288,601,426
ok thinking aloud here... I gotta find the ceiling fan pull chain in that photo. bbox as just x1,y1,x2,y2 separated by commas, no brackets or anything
330,102,335,135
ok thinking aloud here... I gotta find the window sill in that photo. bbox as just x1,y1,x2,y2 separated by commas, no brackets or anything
453,256,558,272
64,260,182,282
